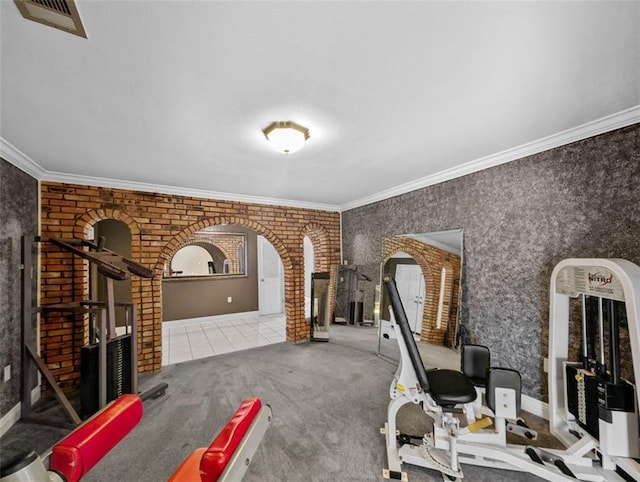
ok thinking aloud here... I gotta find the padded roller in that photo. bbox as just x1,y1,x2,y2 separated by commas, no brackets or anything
49,394,143,482
169,398,264,482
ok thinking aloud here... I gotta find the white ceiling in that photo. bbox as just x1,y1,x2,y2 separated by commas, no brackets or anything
1,1,638,211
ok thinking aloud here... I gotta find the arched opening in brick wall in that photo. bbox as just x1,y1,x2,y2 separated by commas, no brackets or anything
40,182,341,378
157,216,301,344
61,210,149,381
382,236,460,346
382,248,436,343
301,224,336,324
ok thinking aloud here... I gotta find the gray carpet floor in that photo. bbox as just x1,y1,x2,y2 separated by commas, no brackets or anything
3,325,559,481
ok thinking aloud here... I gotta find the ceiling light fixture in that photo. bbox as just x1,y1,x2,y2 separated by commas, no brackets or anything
262,121,310,154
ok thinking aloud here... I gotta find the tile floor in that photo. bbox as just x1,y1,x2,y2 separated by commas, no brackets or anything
162,312,286,366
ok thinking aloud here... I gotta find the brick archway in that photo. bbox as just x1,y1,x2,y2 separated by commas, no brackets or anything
40,182,341,380
158,216,301,341
44,210,148,383
382,236,460,345
301,223,337,322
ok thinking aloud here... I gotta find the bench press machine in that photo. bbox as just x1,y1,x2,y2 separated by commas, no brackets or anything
1,396,271,482
381,275,619,481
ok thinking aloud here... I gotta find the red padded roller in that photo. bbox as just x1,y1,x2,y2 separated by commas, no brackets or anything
200,398,262,481
50,394,143,482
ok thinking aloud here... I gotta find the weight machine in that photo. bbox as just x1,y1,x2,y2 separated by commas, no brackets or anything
334,266,372,326
549,258,640,479
381,264,640,482
21,236,166,427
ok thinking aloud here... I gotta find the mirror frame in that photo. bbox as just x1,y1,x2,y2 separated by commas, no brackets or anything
377,229,464,359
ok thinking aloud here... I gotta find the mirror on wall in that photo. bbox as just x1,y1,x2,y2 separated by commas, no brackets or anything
164,229,247,278
310,272,331,341
377,229,463,368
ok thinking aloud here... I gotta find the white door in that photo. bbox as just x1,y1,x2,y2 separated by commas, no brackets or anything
395,264,425,334
258,236,284,315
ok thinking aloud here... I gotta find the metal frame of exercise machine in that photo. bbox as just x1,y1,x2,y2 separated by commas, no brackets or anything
0,396,271,482
549,258,640,480
20,236,164,427
381,275,626,481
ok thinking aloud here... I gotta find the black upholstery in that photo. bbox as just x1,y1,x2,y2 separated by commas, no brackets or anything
485,368,521,414
383,276,476,407
426,369,478,406
461,344,490,387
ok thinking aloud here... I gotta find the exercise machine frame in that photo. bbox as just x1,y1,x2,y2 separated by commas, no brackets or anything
381,274,629,481
20,236,164,427
549,258,640,479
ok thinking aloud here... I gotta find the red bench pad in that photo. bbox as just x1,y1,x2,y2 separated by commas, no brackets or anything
169,398,262,482
50,394,143,482
200,398,262,481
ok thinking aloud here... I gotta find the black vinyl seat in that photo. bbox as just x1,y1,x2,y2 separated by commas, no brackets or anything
426,369,477,406
383,276,477,408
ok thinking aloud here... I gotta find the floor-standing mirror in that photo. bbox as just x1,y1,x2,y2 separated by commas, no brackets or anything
310,272,331,342
377,229,463,369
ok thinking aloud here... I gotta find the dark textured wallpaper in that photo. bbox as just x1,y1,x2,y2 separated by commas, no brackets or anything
0,159,38,418
342,124,640,399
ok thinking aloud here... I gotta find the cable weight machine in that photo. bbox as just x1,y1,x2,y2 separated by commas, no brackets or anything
21,236,166,426
549,258,640,477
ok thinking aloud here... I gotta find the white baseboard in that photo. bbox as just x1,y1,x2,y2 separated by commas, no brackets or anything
0,385,44,437
31,383,41,405
163,310,261,328
522,394,549,420
0,403,21,437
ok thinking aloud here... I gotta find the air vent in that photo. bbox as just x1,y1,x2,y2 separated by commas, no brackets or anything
14,0,87,38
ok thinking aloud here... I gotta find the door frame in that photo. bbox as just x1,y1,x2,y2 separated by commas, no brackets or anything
257,235,284,315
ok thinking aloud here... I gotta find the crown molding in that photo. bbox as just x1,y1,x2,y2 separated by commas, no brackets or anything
0,138,46,179
340,105,640,212
3,105,638,214
0,137,339,211
43,170,341,212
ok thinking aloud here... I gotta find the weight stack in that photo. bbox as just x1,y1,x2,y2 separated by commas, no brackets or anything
565,364,599,439
80,335,132,417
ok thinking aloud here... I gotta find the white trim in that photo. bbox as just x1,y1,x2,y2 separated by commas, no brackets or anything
340,105,640,211
0,403,21,437
522,394,549,420
3,106,638,213
0,138,46,179
31,383,41,406
162,310,260,328
44,170,341,212
0,138,339,212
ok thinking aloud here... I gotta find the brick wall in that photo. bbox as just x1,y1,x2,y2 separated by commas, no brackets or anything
382,237,461,345
40,182,341,388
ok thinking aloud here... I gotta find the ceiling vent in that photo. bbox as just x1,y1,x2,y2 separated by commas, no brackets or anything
14,0,87,38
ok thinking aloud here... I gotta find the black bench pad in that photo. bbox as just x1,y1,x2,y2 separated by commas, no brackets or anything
426,369,477,406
